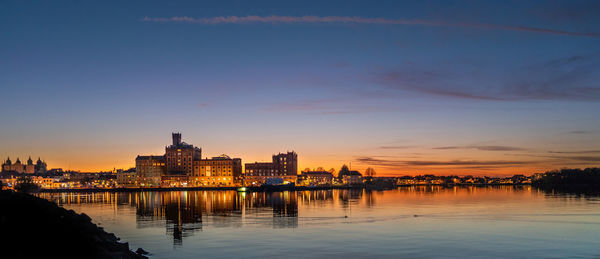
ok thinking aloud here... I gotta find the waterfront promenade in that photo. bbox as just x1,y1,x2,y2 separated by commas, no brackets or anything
36,183,532,193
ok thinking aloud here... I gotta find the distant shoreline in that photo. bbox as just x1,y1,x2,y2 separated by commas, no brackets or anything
37,183,531,193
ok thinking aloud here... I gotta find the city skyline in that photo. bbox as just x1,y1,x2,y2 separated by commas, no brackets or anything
1,130,596,177
2,1,600,176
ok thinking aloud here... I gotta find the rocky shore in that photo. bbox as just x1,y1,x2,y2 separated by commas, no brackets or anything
0,190,147,258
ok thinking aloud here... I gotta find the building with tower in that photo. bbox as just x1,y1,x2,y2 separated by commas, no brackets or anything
132,132,242,187
165,132,202,175
2,156,47,174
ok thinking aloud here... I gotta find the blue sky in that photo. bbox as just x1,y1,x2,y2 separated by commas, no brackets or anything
1,0,599,175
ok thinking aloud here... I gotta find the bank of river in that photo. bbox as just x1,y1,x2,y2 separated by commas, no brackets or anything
0,190,147,258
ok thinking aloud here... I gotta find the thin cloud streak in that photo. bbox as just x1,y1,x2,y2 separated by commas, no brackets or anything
140,15,600,38
379,146,417,149
356,156,534,167
567,130,591,134
433,145,525,151
548,150,600,154
372,55,600,101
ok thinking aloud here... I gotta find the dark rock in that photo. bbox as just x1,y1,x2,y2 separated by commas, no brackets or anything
0,190,148,259
136,248,149,255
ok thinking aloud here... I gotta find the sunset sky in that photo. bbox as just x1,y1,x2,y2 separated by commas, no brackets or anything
2,0,600,176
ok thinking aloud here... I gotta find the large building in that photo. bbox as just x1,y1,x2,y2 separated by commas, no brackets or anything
190,155,242,186
339,171,363,185
134,133,242,187
136,155,166,187
298,170,334,186
165,133,202,175
116,168,138,187
244,152,298,185
2,157,47,174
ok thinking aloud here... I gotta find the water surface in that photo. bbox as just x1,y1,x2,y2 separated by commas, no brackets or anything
38,186,600,258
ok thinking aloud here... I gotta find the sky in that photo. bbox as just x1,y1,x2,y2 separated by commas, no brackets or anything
1,0,600,176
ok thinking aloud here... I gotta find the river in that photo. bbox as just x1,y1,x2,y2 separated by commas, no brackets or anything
37,186,600,258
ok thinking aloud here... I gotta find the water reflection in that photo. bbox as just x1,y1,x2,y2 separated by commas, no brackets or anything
37,186,599,248
39,191,300,245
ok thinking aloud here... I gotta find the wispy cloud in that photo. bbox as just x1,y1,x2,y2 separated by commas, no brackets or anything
517,153,600,163
356,156,534,168
543,155,600,162
372,55,600,101
567,130,591,134
563,156,600,162
379,146,417,149
140,15,600,38
548,150,600,154
433,145,525,151
263,97,388,115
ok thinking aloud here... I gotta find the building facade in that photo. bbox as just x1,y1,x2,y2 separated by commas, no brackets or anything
341,171,363,185
244,152,298,185
165,133,202,175
298,170,334,186
136,155,166,187
135,133,242,187
190,155,242,186
2,157,47,174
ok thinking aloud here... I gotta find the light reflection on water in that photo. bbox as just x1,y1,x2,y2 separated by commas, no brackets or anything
37,186,600,258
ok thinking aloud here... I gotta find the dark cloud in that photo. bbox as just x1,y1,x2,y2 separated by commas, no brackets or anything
475,146,526,151
567,130,590,134
432,146,461,150
548,150,600,154
372,55,600,101
522,153,600,163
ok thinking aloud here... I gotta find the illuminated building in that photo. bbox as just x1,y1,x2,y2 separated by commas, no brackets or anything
160,175,189,187
165,133,202,175
244,152,298,185
135,133,241,187
135,155,165,187
116,170,137,187
2,157,47,174
299,170,334,186
191,155,242,186
340,171,363,185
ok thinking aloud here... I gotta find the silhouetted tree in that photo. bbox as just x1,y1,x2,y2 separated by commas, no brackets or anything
532,168,600,189
338,165,350,179
365,168,376,177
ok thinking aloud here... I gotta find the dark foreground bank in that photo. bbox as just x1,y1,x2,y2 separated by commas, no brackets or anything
0,190,147,259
